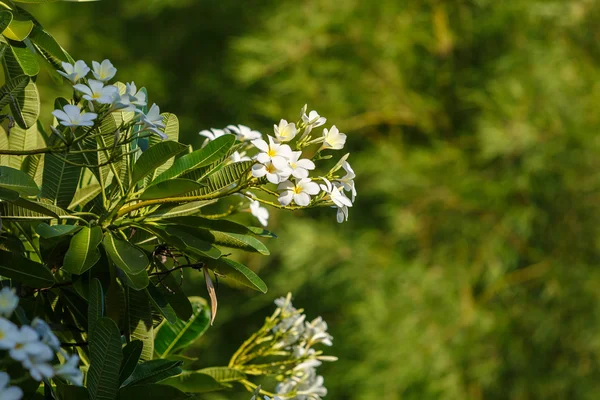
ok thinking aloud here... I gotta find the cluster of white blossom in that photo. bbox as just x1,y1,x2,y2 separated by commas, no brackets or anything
52,59,167,139
198,106,357,225
270,294,335,400
0,287,83,399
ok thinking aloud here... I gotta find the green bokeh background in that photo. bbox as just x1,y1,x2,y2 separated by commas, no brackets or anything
26,0,600,398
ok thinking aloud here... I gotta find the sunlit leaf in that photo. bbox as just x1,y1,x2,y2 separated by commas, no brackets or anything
88,318,123,400
63,226,103,275
0,165,39,195
131,141,187,185
102,233,149,275
121,359,182,387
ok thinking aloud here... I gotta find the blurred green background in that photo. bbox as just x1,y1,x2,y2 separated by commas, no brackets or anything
26,0,600,398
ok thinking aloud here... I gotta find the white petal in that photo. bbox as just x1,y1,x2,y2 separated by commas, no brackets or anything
271,156,289,170
295,159,315,170
252,164,267,178
277,180,295,191
252,139,269,152
293,192,311,206
266,172,281,184
303,181,321,195
278,191,293,206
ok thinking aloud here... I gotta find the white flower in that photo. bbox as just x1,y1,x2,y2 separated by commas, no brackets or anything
137,104,167,139
22,351,55,382
91,59,117,82
52,105,97,128
336,161,357,201
303,317,333,346
0,372,23,400
54,354,83,386
336,205,349,223
31,318,61,352
199,128,227,142
250,200,269,227
0,318,18,350
274,119,297,143
253,136,293,170
321,125,346,150
226,124,262,141
9,326,52,362
275,295,297,316
252,161,290,184
125,82,147,107
288,151,315,179
320,178,351,223
277,178,320,206
73,79,119,104
231,151,252,163
0,287,18,317
57,60,90,83
302,109,326,128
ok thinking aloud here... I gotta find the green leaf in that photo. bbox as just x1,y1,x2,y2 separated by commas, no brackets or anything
63,226,103,275
247,226,278,238
69,183,102,209
154,297,210,358
162,371,226,394
9,39,39,76
0,165,38,195
3,17,33,41
145,200,217,220
42,153,82,208
0,74,28,119
149,262,192,321
28,24,73,69
208,257,267,294
131,141,187,185
165,216,255,235
147,113,179,180
118,384,190,400
20,153,43,187
120,269,149,290
0,249,53,287
163,225,221,259
0,10,12,35
127,288,154,361
88,278,104,334
35,222,80,238
0,186,19,201
121,359,182,387
9,75,39,128
56,385,89,400
140,179,205,200
196,366,246,383
60,288,88,328
193,160,253,196
119,340,143,386
88,318,123,400
211,231,270,255
102,233,149,275
0,197,66,220
147,284,177,324
154,135,235,184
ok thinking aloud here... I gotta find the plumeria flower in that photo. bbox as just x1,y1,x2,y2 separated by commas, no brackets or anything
252,161,291,184
199,128,227,142
54,354,83,386
9,325,52,362
288,151,316,179
336,161,357,201
91,59,117,81
226,124,262,141
125,82,147,107
302,109,327,128
274,119,297,143
52,105,97,128
303,317,333,346
0,372,23,400
31,318,61,352
0,318,18,349
320,178,352,209
73,79,119,104
231,151,252,162
0,287,18,317
22,351,55,382
321,125,346,150
277,178,320,206
57,60,90,83
136,104,167,139
253,135,293,170
250,200,269,227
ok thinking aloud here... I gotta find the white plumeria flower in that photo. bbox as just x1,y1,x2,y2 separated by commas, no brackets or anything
136,104,167,139
22,351,55,382
225,124,262,141
0,372,23,400
73,79,119,104
54,354,83,386
278,178,320,206
287,151,315,179
321,125,347,150
274,119,297,143
250,200,269,227
9,325,52,362
199,128,227,142
302,109,326,128
336,161,357,201
253,135,293,170
91,59,117,82
304,316,333,346
336,204,349,223
52,105,97,128
319,178,352,209
0,287,18,317
57,60,90,83
230,151,252,162
31,318,61,352
125,82,147,107
0,318,18,349
252,161,290,184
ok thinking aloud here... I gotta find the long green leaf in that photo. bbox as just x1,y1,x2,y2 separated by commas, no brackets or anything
127,288,154,361
63,226,103,275
102,233,149,275
154,297,210,358
131,141,187,185
0,249,54,287
0,197,66,220
35,222,80,238
162,371,226,394
163,225,221,259
211,231,270,255
147,284,177,324
140,178,205,200
42,153,82,208
208,257,267,293
88,278,104,334
121,359,182,387
88,318,123,400
187,160,254,197
154,135,235,184
9,76,39,128
119,340,143,386
197,367,246,383
145,200,217,220
0,165,39,195
8,39,38,76
164,216,254,235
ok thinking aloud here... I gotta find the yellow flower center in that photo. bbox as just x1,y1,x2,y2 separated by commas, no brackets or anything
0,330,4,340
293,186,303,194
267,149,277,157
265,164,276,173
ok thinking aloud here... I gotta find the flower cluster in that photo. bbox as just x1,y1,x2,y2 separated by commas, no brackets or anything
0,287,83,399
231,293,336,400
52,59,167,139
198,105,357,224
